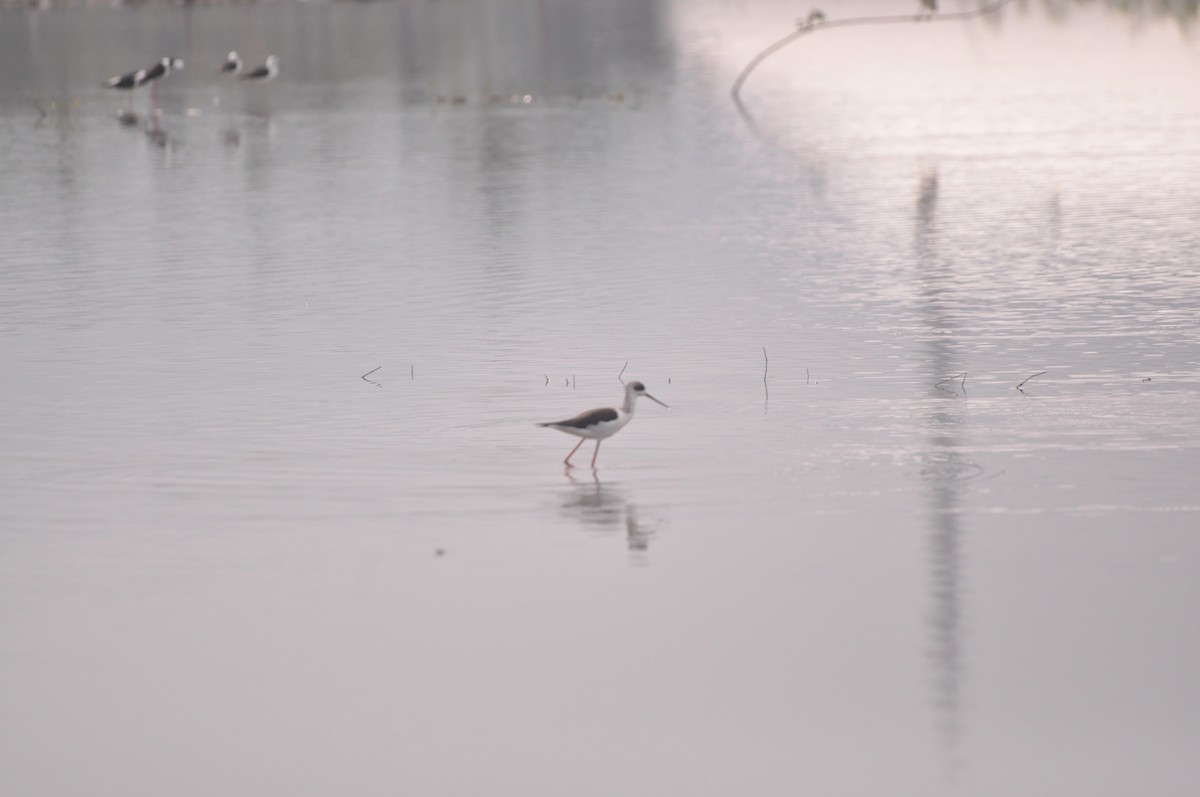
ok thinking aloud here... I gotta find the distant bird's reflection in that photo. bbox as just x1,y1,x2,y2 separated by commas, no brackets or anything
560,470,655,553
144,125,171,149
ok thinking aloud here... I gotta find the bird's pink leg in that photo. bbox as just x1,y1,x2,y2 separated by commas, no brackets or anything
564,438,585,467
590,440,602,468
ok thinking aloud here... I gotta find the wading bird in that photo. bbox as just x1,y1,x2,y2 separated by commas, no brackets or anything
538,381,668,468
138,57,184,112
139,57,184,86
104,65,147,119
220,51,243,76
240,55,279,82
105,66,146,91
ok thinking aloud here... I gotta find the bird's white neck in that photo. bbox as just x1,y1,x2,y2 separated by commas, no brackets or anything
621,387,639,415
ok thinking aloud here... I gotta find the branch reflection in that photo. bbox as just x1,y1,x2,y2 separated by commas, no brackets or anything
915,166,975,778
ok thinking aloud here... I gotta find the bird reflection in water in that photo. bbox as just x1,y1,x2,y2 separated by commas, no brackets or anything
561,470,655,554
145,126,171,149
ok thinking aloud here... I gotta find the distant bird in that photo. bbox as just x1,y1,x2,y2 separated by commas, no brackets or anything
220,51,243,76
104,67,147,91
240,55,279,82
135,57,184,113
797,9,826,28
538,381,668,468
138,57,185,87
105,66,147,118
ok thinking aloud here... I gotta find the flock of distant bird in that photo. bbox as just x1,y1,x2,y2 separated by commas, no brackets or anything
105,51,278,119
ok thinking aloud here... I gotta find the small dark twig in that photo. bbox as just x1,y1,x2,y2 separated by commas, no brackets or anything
545,375,549,385
806,368,810,385
1016,371,1046,392
618,362,628,383
762,347,769,402
411,365,414,380
934,372,967,396
361,366,383,388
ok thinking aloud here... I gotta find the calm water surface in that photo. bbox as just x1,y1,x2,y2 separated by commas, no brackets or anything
2,1,1199,795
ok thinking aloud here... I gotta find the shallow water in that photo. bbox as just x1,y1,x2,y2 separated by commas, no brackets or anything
2,1,1199,795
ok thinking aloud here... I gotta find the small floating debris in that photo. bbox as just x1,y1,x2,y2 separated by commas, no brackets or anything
361,366,382,388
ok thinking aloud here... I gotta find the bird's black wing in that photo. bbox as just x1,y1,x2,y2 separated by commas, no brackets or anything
106,70,141,89
539,407,618,429
138,63,166,84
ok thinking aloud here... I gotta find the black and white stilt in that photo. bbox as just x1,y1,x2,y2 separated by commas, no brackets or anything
105,66,147,122
220,51,243,76
105,67,146,91
538,381,668,468
240,55,279,82
138,57,185,115
219,51,243,133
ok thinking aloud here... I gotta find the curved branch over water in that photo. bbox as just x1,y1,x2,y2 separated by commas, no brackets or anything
731,0,1018,107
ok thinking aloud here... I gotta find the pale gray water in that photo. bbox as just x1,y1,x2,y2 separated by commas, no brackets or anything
2,1,1199,794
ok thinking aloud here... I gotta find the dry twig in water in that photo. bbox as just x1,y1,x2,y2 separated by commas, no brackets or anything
361,366,383,388
762,347,769,401
1015,371,1046,393
935,372,967,394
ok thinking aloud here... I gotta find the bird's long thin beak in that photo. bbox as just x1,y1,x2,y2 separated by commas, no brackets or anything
646,393,669,408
